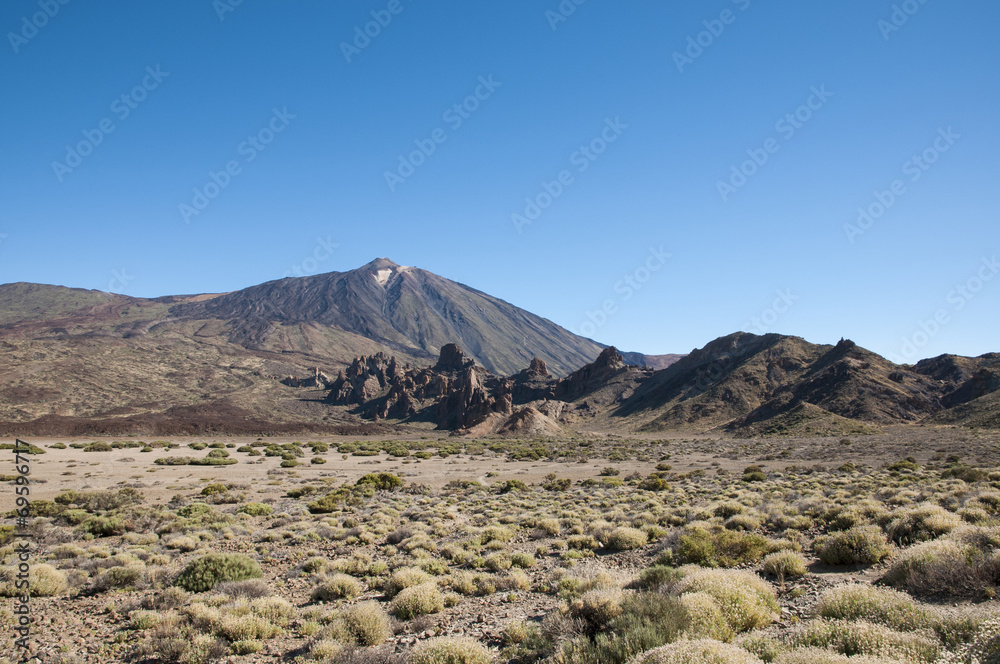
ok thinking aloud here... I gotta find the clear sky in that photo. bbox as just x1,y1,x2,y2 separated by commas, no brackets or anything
1,0,997,364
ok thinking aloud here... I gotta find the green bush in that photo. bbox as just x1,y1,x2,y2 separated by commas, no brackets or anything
174,553,263,593
93,565,143,591
306,488,351,514
638,476,671,492
818,525,892,566
189,456,237,466
236,502,273,517
154,456,193,466
556,593,689,664
496,479,528,494
200,483,228,496
177,503,213,518
356,472,404,491
80,516,127,537
632,565,684,590
674,525,779,568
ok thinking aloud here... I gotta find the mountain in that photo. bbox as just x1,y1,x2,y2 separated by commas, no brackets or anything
0,259,655,433
614,333,948,433
2,260,996,436
169,258,603,376
319,333,1000,436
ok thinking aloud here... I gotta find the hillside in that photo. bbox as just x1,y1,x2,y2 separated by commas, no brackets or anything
320,334,1000,436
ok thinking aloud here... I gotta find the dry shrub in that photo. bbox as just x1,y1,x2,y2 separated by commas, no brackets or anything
673,568,778,633
937,614,1000,664
0,563,67,597
677,591,734,642
215,578,272,600
390,582,443,619
383,567,432,598
312,573,362,602
324,601,392,647
883,539,1000,599
773,648,911,664
629,638,763,664
568,588,625,631
790,619,939,662
216,613,279,641
815,584,934,632
761,551,807,588
605,527,648,551
410,636,493,664
885,504,963,546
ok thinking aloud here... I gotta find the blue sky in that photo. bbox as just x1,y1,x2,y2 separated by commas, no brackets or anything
1,0,997,363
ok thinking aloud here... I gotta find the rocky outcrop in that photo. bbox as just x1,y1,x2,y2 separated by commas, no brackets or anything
555,346,629,401
435,343,475,372
327,343,638,432
327,345,515,429
325,343,650,433
280,367,333,388
325,353,403,405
